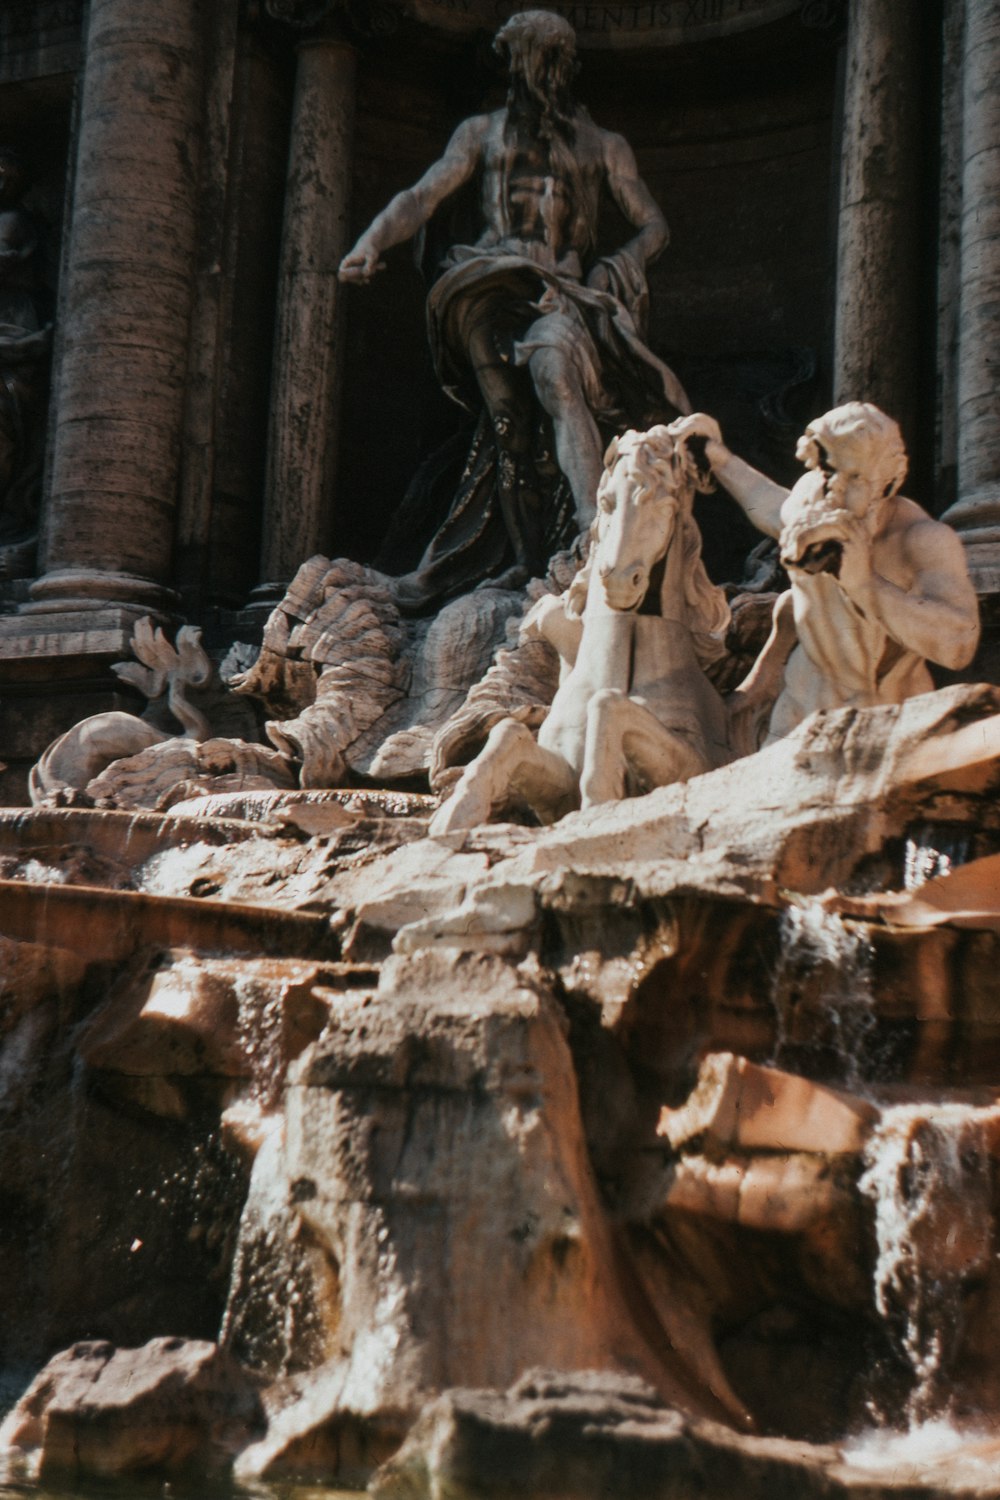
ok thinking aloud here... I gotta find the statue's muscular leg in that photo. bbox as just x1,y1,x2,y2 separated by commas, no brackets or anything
527,344,602,531
465,316,533,461
581,690,710,807
430,717,577,833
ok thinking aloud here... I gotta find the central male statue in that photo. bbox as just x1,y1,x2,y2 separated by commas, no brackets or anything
340,9,690,608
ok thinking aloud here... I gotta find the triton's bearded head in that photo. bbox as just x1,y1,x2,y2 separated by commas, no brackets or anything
796,402,908,509
779,402,909,575
495,10,579,140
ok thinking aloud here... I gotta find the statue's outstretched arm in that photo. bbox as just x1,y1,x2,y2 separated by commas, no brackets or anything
670,414,789,538
339,115,486,282
601,131,669,271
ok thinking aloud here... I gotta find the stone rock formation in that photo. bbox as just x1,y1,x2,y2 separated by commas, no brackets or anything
370,1369,1000,1500
4,681,1000,1495
0,1338,263,1481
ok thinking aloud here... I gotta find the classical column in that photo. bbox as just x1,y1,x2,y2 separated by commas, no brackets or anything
941,0,1000,590
833,0,921,445
22,0,203,622
257,31,357,594
934,0,966,512
174,20,289,607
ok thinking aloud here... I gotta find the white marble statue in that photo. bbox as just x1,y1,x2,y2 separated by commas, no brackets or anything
430,424,732,832
674,403,981,749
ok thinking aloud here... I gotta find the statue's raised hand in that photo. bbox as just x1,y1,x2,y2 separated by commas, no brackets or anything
668,412,723,451
668,412,727,486
338,243,385,284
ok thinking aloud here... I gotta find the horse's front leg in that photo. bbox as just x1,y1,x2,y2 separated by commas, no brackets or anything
580,690,710,807
430,718,578,834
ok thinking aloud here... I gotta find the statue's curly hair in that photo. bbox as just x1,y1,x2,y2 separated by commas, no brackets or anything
797,401,908,501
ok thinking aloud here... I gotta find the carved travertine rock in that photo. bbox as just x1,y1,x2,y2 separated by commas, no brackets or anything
29,617,294,809
674,405,980,748
0,1338,262,1480
430,425,731,831
658,1052,878,1158
7,680,1000,1479
369,1370,1000,1500
237,553,569,785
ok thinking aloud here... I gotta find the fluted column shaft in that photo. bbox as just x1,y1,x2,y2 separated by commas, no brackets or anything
942,0,1000,587
833,0,921,444
30,0,203,615
259,35,357,590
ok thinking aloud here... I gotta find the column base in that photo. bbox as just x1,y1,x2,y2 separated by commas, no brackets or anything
0,567,181,675
940,487,1000,595
0,571,181,796
0,605,168,677
23,568,180,616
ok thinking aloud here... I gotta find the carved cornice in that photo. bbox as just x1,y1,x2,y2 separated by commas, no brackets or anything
263,0,401,39
800,0,847,29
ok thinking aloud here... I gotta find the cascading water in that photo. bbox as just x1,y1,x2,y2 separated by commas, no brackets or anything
858,1102,998,1427
219,973,333,1377
772,899,1000,1467
771,899,876,1087
903,822,973,891
841,1100,1000,1476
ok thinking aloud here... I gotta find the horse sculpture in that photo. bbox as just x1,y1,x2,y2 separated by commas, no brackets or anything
429,423,733,832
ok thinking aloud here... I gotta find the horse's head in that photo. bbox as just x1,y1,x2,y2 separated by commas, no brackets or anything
593,426,700,612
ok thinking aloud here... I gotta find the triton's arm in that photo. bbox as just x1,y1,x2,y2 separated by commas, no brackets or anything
837,515,980,670
671,414,789,538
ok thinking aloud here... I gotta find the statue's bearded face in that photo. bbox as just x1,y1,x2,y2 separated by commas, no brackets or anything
794,435,879,526
794,402,907,527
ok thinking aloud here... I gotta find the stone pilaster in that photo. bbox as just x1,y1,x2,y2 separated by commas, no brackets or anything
22,0,204,626
832,0,921,446
257,33,357,595
941,0,1000,591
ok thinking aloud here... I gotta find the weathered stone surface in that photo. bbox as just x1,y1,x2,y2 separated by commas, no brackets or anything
231,950,736,1480
236,556,528,785
369,1370,1000,1500
0,1337,263,1479
4,684,1000,1484
329,685,1000,954
79,952,332,1100
658,1052,878,1156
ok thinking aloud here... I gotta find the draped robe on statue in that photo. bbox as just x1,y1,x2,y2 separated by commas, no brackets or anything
387,240,690,612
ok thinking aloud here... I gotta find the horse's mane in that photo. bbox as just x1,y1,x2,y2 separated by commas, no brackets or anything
566,427,730,668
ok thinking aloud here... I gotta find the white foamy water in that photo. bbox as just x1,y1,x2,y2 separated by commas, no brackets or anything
843,1417,1000,1480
